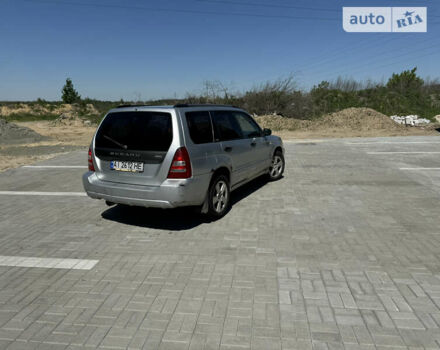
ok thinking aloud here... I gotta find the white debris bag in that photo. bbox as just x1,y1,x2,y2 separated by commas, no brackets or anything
390,114,430,126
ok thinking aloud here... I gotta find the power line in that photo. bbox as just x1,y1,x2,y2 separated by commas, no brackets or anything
22,0,339,21
198,1,440,18
367,49,440,71
199,1,440,20
195,0,339,13
294,36,399,73
288,37,409,82
323,43,440,79
306,36,434,77
334,49,440,82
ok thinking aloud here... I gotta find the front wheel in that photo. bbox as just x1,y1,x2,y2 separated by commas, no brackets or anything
207,175,231,219
268,151,285,181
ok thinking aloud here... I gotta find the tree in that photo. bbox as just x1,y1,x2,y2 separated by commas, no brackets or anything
61,78,80,103
386,67,424,96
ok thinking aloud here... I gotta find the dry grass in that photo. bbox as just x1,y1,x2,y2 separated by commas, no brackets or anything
0,103,99,117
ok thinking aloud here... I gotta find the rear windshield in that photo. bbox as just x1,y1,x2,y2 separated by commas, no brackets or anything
95,111,172,151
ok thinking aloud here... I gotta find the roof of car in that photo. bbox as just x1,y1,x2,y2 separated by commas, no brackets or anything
115,104,174,109
115,104,239,109
173,104,237,108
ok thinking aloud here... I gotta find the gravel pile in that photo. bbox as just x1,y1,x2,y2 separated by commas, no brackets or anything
0,118,47,144
255,108,408,132
317,108,404,131
51,112,92,126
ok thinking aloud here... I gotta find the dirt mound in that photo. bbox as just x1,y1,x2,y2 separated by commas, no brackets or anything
0,103,100,118
0,104,34,116
255,114,309,131
0,118,46,144
51,112,92,127
256,108,407,132
0,103,74,116
317,108,404,131
84,103,99,115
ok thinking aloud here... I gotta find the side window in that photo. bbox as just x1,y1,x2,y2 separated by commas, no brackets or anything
233,112,262,138
185,111,214,144
211,111,243,141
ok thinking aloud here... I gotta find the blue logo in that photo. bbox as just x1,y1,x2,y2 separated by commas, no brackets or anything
343,7,427,33
396,10,424,29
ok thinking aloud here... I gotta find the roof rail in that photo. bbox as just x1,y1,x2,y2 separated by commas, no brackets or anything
116,104,151,108
115,103,241,109
173,103,238,108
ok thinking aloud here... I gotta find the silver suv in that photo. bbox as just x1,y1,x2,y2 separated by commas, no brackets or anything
83,104,284,218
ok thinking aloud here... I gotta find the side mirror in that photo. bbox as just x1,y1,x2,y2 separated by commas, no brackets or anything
263,128,272,136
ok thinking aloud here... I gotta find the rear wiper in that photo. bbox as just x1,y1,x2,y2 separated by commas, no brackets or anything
103,134,128,150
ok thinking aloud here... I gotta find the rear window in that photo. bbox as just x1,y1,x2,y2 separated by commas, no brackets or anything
185,111,214,144
233,112,262,138
95,111,172,151
211,110,242,141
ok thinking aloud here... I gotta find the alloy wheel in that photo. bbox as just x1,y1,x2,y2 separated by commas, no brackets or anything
270,155,283,178
212,180,228,213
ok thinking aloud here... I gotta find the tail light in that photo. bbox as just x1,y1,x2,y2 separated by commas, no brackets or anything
88,147,95,172
167,147,192,179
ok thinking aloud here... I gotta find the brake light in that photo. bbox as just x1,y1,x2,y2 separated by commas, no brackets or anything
88,147,95,172
168,147,192,178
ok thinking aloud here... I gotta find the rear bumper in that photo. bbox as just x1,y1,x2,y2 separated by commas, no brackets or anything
82,172,210,208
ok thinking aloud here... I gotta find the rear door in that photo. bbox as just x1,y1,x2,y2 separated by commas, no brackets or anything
183,110,220,177
93,111,174,186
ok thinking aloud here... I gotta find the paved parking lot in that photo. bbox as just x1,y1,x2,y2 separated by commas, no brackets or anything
1,135,440,350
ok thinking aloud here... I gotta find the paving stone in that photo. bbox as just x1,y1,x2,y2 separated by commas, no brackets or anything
1,137,440,349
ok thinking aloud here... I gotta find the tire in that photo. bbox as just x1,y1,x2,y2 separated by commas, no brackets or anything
268,150,285,181
206,174,231,219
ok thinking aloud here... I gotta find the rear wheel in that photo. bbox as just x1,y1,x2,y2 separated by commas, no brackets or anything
268,150,284,181
207,175,230,219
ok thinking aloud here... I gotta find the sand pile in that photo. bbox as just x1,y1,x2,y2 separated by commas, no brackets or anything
49,104,97,126
255,108,408,132
0,118,46,144
317,108,404,131
0,103,76,116
51,112,92,127
83,103,99,115
0,103,99,119
255,114,309,131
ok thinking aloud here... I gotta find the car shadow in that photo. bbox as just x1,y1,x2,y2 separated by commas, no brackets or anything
101,175,274,231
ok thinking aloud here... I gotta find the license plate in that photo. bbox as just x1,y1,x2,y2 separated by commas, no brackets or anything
110,160,144,173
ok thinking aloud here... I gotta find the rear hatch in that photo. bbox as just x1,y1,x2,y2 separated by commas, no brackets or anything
94,110,173,186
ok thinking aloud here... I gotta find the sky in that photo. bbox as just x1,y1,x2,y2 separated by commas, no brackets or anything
0,0,439,101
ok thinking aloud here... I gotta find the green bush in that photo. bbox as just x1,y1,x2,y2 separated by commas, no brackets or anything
306,68,440,120
2,68,439,123
181,69,439,120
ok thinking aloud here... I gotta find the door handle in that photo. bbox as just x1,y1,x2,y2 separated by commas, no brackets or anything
224,146,232,152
